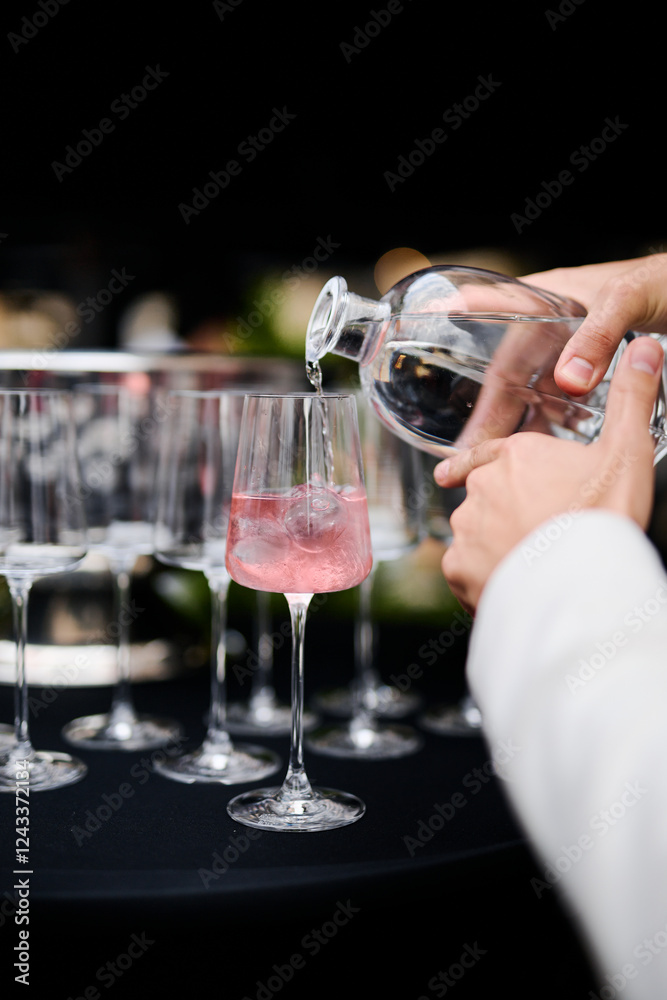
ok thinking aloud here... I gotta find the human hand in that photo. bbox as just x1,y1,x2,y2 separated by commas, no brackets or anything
448,314,580,451
521,253,667,396
435,336,664,614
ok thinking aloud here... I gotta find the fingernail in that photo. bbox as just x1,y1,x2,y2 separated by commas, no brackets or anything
560,355,595,386
629,340,662,375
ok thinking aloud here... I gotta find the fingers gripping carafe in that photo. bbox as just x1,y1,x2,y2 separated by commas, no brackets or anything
306,265,667,461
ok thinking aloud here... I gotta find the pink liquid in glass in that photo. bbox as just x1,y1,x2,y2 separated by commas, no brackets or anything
226,485,372,594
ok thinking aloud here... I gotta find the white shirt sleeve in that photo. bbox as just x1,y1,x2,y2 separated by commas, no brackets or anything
468,509,667,998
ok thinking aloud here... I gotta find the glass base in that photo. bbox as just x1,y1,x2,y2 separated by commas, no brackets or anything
313,683,422,719
0,724,15,745
0,749,87,792
305,720,423,759
154,738,281,785
227,784,366,832
62,712,183,751
419,699,483,737
224,700,318,737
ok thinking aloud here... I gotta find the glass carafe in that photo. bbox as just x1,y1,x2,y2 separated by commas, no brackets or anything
306,265,667,462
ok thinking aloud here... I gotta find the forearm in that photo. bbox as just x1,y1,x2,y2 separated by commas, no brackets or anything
468,510,667,996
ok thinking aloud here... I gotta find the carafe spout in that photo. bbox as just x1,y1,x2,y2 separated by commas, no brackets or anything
306,276,390,365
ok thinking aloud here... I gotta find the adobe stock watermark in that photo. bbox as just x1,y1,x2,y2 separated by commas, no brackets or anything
530,779,648,900
544,0,587,31
402,738,521,856
339,0,408,62
418,941,487,999
565,583,667,695
198,829,263,888
0,887,21,931
51,66,170,182
511,115,628,233
521,449,639,566
178,106,296,225
219,236,341,354
8,0,71,54
589,918,667,1000
213,0,244,20
65,932,155,999
388,610,473,697
241,900,360,1000
28,596,147,718
383,74,501,192
25,266,135,375
233,592,328,686
65,391,176,510
70,733,188,845
593,246,667,323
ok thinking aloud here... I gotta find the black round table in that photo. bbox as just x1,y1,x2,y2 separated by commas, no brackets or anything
0,617,598,998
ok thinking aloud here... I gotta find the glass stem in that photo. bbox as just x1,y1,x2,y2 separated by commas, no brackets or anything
206,573,233,750
250,589,276,709
352,564,380,725
281,593,313,800
10,581,33,759
109,559,137,723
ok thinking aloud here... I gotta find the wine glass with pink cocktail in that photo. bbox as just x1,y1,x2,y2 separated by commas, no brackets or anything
225,392,373,831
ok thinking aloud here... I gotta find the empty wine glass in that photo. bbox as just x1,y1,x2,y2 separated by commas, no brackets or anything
152,389,280,783
306,398,424,758
62,379,182,751
0,389,88,791
224,591,291,735
225,392,373,831
416,457,481,736
420,691,482,734
312,395,424,719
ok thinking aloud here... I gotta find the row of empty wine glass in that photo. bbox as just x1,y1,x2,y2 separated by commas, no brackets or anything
0,383,478,823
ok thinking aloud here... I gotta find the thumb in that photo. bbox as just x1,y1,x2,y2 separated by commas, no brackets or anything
555,314,629,395
598,336,664,451
555,255,667,395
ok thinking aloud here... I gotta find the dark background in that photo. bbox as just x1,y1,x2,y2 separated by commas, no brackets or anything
0,0,663,343
0,5,663,997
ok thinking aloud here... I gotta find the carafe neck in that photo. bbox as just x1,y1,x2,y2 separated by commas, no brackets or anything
306,276,390,364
